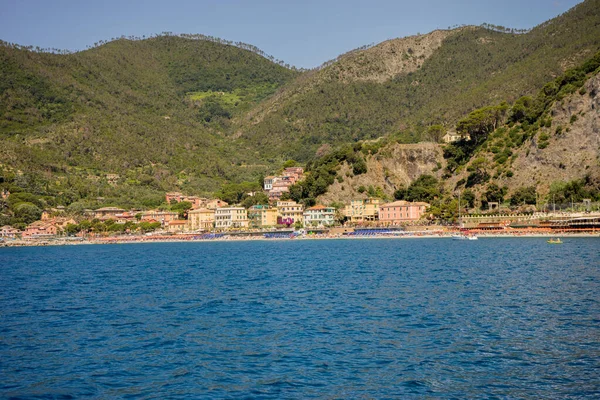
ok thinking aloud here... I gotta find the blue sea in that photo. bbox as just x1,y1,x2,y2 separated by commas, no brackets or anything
1,238,599,398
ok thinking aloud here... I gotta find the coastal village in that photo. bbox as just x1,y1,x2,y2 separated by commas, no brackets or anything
1,166,599,245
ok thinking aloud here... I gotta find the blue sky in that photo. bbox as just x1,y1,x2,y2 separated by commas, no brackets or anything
0,0,583,68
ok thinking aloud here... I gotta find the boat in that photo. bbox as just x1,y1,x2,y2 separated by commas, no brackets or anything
452,234,478,240
547,238,563,244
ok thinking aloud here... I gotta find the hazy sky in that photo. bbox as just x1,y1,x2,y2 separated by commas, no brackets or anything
0,0,584,68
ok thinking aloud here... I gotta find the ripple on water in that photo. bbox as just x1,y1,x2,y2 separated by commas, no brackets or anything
0,238,599,398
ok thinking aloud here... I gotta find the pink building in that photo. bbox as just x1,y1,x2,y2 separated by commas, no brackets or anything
22,221,58,238
165,192,206,209
378,201,430,225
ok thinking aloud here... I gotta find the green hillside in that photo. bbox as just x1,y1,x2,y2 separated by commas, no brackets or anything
0,35,299,208
238,0,600,161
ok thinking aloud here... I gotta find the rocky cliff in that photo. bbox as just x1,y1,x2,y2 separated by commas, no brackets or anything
505,72,600,196
318,143,444,203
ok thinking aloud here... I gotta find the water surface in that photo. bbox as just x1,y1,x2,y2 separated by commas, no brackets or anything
1,238,599,398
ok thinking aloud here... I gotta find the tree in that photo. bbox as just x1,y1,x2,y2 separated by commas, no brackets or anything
456,103,508,145
425,125,446,143
509,96,534,123
461,189,476,209
482,184,507,208
13,202,42,224
282,160,297,168
352,157,368,175
510,186,537,206
197,96,231,123
404,175,441,203
393,185,407,200
170,201,192,219
64,223,80,236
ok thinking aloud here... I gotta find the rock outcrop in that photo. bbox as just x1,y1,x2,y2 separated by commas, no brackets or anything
500,72,600,196
318,143,444,203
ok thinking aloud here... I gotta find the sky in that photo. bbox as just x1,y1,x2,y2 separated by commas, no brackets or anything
0,0,584,69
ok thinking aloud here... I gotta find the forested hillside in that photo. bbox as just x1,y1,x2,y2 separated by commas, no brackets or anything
238,0,600,161
0,35,299,207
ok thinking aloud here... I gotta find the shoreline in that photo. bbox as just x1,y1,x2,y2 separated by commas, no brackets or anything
2,231,599,248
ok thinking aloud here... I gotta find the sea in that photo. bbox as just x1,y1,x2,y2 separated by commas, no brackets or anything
1,238,599,398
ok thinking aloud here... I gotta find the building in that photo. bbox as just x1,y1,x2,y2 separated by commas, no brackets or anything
284,167,304,178
22,221,58,239
50,217,78,231
0,225,20,239
188,208,215,231
94,207,125,219
113,212,137,224
442,131,470,143
269,178,294,201
344,198,381,223
141,210,178,226
378,200,430,224
264,168,305,199
248,205,278,228
214,207,249,229
263,176,276,191
276,201,304,226
165,192,207,209
165,192,184,204
303,205,336,227
204,199,229,210
166,220,189,233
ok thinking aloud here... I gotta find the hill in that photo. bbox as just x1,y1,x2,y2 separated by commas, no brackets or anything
237,0,600,161
0,35,299,208
307,51,600,213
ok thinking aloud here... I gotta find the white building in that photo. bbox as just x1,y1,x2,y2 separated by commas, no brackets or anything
214,207,249,229
303,205,336,227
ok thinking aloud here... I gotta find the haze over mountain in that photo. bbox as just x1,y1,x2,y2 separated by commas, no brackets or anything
1,0,599,215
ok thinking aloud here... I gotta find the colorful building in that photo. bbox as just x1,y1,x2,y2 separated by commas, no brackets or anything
204,199,229,210
344,198,381,223
22,221,58,239
94,207,125,219
263,176,276,191
141,210,179,226
276,201,304,226
215,207,249,229
0,225,20,238
248,205,278,228
303,205,336,227
188,208,215,231
378,200,430,224
166,220,189,233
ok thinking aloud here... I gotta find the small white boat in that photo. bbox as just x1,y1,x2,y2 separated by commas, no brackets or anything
452,234,478,240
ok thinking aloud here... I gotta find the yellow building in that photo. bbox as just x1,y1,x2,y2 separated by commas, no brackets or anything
188,208,215,231
344,198,381,223
248,205,278,228
262,208,278,227
276,201,304,225
166,220,189,233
